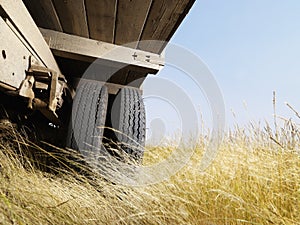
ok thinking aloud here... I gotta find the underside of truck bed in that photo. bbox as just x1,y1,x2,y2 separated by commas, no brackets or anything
23,0,195,86
0,0,195,165
23,0,194,52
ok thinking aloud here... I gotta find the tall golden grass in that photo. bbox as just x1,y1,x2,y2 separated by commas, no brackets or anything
0,117,299,225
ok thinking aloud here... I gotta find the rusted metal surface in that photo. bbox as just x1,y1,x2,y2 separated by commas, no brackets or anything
19,75,35,107
48,71,58,112
26,64,65,123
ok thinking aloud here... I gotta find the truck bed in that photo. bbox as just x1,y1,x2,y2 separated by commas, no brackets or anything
20,0,195,87
23,0,195,53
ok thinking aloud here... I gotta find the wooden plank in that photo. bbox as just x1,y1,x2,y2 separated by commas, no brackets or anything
22,0,62,31
52,0,89,37
115,0,152,46
125,71,146,87
0,0,60,73
106,67,129,86
40,28,163,72
85,0,116,43
138,0,195,53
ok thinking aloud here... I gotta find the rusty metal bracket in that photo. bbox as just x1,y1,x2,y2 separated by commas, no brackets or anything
26,64,65,124
49,71,57,112
19,75,35,109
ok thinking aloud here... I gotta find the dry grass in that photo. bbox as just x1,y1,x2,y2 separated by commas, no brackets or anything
0,119,299,225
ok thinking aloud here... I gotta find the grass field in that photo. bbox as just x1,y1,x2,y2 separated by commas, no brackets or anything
0,119,299,225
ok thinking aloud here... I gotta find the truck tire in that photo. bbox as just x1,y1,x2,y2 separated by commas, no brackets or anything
67,80,108,160
106,87,146,163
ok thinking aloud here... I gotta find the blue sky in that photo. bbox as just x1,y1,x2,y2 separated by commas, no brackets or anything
143,0,300,142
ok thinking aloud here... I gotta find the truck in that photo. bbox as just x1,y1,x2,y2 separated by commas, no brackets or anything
0,0,195,163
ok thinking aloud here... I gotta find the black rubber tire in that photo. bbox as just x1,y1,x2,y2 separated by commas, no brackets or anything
67,81,108,160
106,87,146,163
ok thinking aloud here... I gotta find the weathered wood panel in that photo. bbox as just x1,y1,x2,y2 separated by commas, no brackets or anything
85,0,117,43
125,71,146,87
40,28,162,71
139,0,195,53
21,0,194,53
22,0,62,31
114,0,152,46
52,0,89,37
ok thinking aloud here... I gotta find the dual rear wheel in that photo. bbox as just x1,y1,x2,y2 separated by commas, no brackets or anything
67,80,145,164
